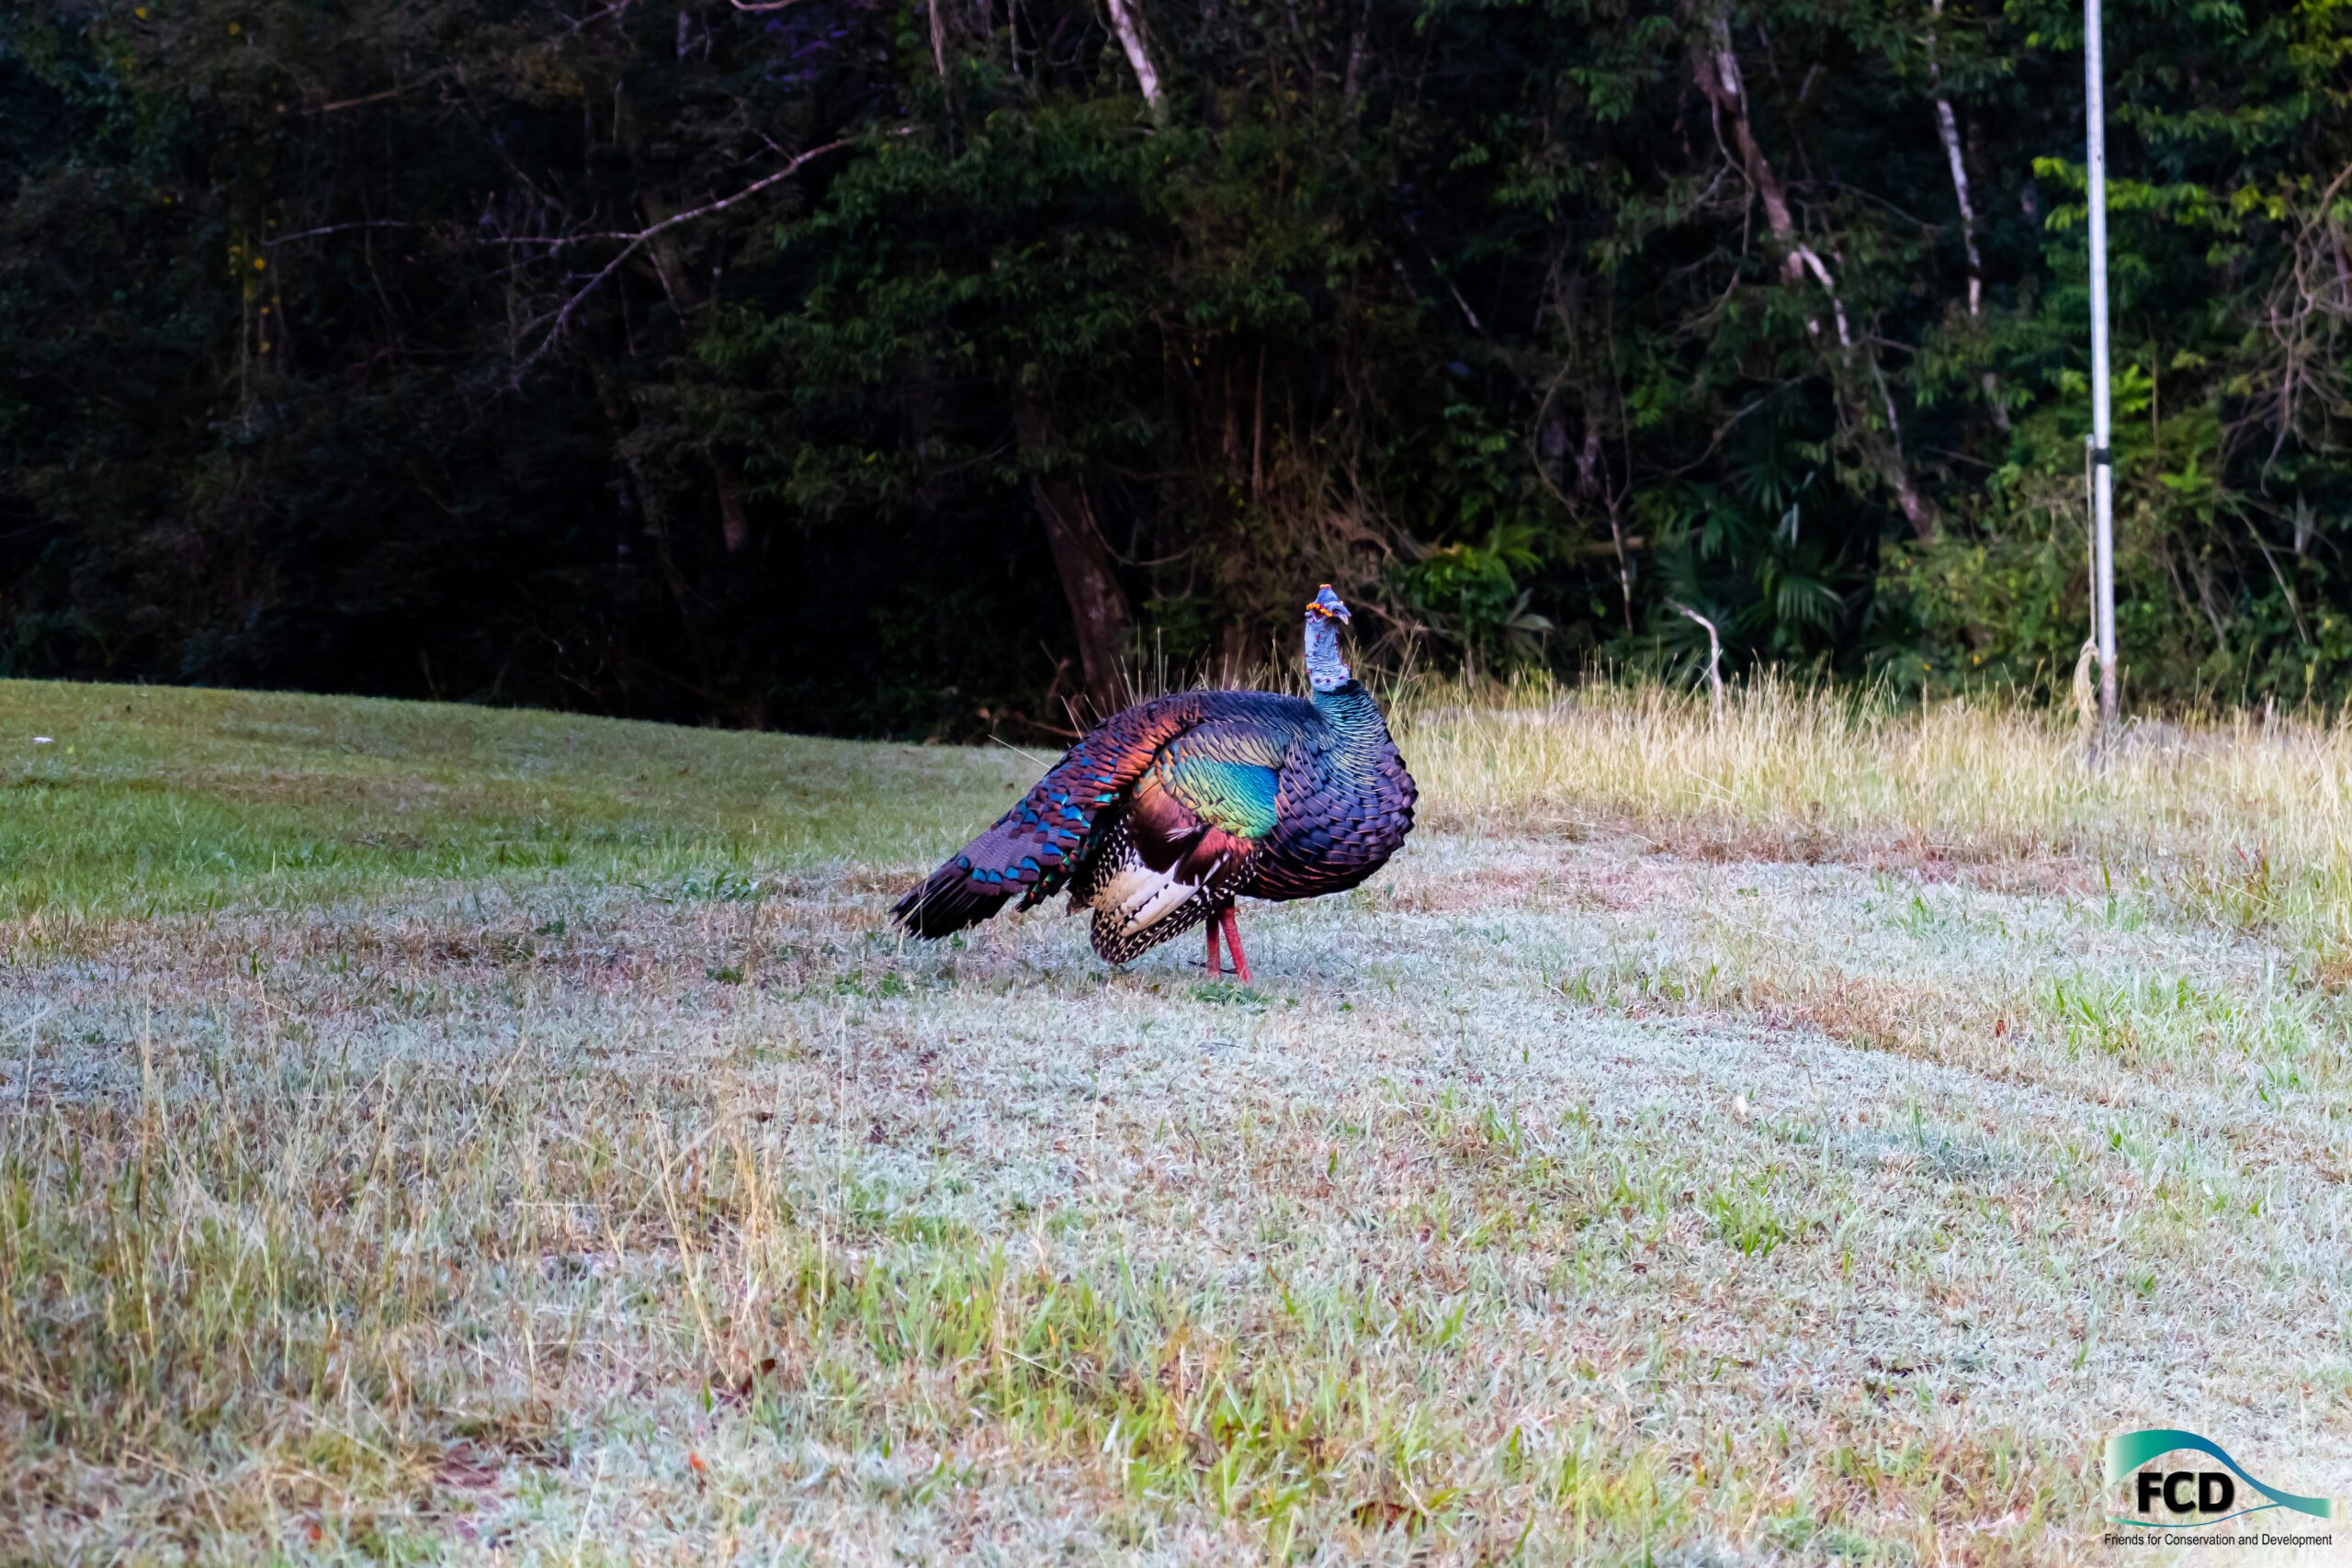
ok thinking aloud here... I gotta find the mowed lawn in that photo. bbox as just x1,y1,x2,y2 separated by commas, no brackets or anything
3,679,2349,1563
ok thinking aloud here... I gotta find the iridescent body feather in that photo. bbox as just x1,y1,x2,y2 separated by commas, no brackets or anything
892,587,1416,973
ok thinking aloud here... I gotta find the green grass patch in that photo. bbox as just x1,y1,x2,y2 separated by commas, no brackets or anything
1,681,1027,918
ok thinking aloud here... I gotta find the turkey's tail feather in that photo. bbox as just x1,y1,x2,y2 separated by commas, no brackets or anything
891,815,1063,938
890,693,1222,942
891,853,1013,938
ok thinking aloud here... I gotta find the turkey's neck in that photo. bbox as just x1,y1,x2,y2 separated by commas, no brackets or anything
1311,681,1392,764
1304,614,1389,762
1304,613,1351,691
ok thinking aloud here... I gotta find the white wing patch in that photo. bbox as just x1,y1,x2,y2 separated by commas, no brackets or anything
1095,854,1226,938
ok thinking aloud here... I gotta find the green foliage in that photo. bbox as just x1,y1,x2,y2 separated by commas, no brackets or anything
8,0,2352,728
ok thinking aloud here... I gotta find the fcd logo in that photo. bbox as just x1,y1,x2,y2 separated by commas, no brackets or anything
2106,1428,2334,1540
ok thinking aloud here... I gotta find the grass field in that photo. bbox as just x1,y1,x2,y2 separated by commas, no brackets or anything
3,677,2348,1563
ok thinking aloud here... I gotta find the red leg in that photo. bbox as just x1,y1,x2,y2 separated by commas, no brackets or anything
1218,906,1251,984
1204,917,1224,976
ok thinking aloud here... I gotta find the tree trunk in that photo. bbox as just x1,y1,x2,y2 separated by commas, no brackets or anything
1014,398,1133,717
1927,0,2011,432
715,459,751,554
1103,0,1167,124
1693,21,1935,539
1927,0,1983,320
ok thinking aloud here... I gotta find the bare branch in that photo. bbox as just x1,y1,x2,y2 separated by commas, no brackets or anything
289,86,406,115
1668,601,1726,711
512,138,854,380
265,220,421,248
563,0,639,31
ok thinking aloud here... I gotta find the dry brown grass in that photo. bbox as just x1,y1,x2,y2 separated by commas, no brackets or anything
1404,674,2352,961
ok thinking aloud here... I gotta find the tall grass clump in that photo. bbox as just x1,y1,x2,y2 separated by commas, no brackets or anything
1396,672,2352,963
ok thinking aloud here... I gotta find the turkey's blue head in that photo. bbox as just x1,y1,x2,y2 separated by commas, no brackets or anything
1304,584,1353,692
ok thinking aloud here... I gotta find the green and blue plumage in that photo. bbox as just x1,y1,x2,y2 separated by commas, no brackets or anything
893,586,1417,968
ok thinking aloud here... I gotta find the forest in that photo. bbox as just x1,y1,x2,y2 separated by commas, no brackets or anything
6,0,2350,736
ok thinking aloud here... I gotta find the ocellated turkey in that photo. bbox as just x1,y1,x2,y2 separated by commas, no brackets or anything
892,586,1417,980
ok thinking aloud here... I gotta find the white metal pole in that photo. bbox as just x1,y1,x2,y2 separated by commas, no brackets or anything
2086,0,2118,732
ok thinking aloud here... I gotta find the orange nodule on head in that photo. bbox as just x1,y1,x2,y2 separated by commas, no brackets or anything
1306,584,1351,621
